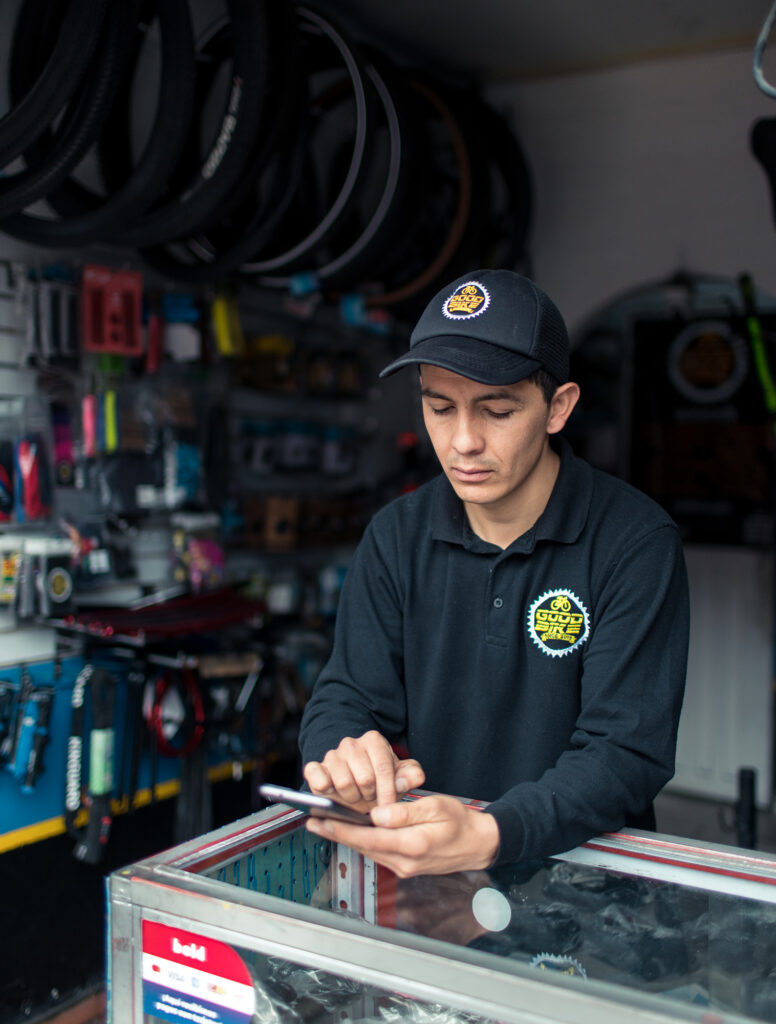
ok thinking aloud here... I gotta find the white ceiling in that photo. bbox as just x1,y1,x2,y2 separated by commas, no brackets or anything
314,0,775,81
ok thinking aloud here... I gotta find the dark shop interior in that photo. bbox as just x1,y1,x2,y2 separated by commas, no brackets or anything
3,2,776,1023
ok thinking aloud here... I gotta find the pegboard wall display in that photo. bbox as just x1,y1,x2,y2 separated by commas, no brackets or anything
630,316,776,546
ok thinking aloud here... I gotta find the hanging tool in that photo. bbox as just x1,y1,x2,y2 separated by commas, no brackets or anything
126,661,148,812
754,0,776,98
22,686,54,792
751,0,776,229
65,664,117,864
751,117,776,228
0,678,17,765
148,668,205,758
6,667,32,778
116,660,140,811
235,655,263,715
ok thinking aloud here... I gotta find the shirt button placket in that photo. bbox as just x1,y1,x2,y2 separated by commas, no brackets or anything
486,561,507,643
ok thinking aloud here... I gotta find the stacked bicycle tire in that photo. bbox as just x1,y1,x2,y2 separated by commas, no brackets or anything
0,0,532,316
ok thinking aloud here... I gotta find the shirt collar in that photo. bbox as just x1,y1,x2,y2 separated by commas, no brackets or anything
431,437,592,553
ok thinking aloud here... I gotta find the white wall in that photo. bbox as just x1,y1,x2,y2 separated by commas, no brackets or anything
493,49,776,806
490,46,776,335
675,546,774,806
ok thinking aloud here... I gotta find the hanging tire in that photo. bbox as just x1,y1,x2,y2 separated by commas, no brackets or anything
0,2,139,219
136,1,307,283
103,0,273,249
0,0,107,167
0,0,197,245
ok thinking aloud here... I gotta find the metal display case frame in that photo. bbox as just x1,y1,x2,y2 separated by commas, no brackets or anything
107,801,776,1024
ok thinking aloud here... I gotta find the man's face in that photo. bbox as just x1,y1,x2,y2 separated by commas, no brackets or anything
419,364,568,515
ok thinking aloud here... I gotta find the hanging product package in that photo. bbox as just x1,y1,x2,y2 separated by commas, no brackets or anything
21,536,76,618
0,394,54,523
81,377,208,514
0,534,22,630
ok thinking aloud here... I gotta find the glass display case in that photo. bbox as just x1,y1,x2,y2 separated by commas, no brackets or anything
107,795,776,1024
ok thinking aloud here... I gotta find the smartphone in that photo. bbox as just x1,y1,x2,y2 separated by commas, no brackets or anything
258,783,374,826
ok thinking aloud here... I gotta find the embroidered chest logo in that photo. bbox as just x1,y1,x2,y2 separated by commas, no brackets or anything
528,589,590,658
442,281,490,319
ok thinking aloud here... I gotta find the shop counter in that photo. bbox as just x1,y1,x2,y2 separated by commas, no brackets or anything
107,795,776,1024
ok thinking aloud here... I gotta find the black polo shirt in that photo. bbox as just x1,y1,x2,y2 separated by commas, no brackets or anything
299,439,690,865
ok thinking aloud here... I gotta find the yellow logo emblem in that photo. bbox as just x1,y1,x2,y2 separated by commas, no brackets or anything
442,281,490,320
530,953,587,978
528,589,589,658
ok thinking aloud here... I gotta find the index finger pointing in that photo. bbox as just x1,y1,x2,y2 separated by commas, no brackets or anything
370,749,399,806
354,732,398,806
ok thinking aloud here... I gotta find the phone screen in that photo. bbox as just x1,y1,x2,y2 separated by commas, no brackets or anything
258,784,374,826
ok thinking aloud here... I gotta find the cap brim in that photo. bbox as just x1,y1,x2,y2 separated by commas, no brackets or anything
379,336,542,386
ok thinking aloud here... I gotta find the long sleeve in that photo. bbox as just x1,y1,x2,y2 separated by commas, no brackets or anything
297,462,690,870
486,524,689,864
298,516,409,765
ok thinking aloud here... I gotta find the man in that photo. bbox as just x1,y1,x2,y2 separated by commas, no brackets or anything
298,269,689,877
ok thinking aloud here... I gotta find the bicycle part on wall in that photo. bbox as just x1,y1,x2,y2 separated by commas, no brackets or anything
569,273,776,546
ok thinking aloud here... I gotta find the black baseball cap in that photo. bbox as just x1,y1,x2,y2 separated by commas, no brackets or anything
379,269,569,385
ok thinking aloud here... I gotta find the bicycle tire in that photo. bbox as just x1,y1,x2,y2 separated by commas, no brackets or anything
0,0,197,246
139,35,309,284
316,52,419,291
449,95,533,274
98,8,230,205
103,0,272,248
286,53,410,289
131,2,304,282
241,6,371,276
243,50,416,292
0,0,107,166
8,0,62,101
414,88,508,284
6,0,98,188
252,59,398,285
362,76,473,311
482,104,533,270
140,4,372,284
170,34,382,287
0,2,139,219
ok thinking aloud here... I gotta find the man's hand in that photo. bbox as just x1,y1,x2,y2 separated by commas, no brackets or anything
304,794,501,877
303,730,425,810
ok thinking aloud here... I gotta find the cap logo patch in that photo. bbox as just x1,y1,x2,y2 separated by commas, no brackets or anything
528,589,590,658
442,281,490,320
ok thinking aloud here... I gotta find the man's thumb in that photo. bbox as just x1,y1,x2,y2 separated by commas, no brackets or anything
370,801,412,828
